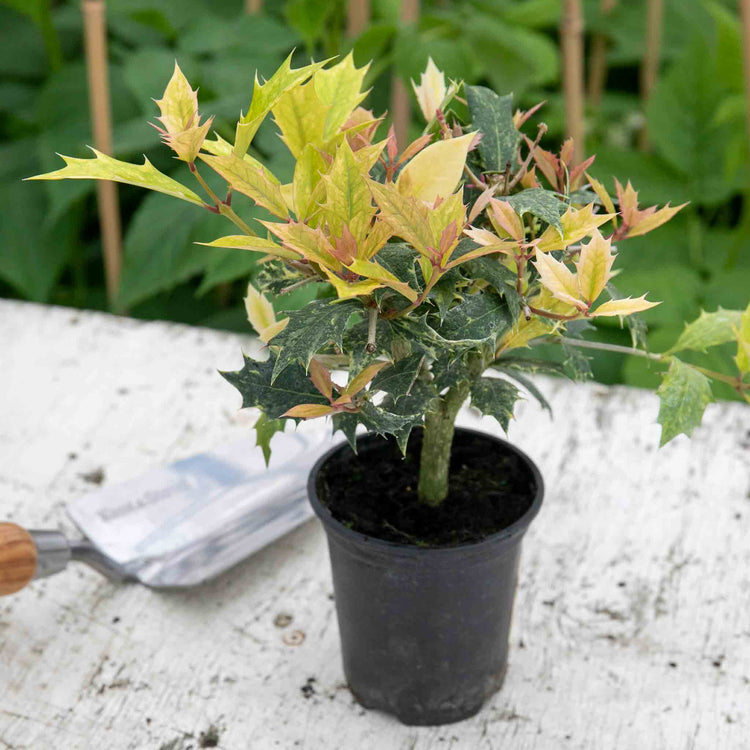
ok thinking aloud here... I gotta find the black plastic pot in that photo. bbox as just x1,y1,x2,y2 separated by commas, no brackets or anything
308,427,544,726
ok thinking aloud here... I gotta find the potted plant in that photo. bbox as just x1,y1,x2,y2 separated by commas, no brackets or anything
30,55,749,725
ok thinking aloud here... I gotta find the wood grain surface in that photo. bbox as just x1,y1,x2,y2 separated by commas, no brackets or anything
0,523,36,596
0,299,748,749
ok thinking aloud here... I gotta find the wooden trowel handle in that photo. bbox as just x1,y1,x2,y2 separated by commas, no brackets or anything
0,523,38,595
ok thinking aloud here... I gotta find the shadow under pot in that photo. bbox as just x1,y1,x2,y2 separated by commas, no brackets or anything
307,426,544,726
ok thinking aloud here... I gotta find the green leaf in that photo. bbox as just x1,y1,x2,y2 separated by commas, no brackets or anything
505,188,564,234
657,357,714,446
371,354,424,401
465,85,518,173
432,353,472,392
470,377,520,432
668,307,743,354
221,352,329,419
27,149,204,205
496,368,551,413
375,243,422,291
438,292,513,345
379,381,436,453
332,412,359,452
254,413,287,466
270,298,361,380
461,255,521,322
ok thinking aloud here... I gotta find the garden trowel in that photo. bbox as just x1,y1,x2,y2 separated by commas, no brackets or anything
0,424,340,595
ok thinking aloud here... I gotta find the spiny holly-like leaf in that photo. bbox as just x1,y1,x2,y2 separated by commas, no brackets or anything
667,307,744,354
432,353,472,392
532,251,582,308
254,412,287,466
199,153,288,218
347,259,418,302
438,292,513,345
465,85,518,173
562,339,592,381
371,353,424,401
375,243,422,292
270,298,361,380
495,367,551,413
396,133,476,204
293,144,328,222
657,358,714,446
197,234,301,261
235,54,328,157
221,352,329,418
380,381,436,453
470,377,520,432
332,411,359,451
244,283,288,342
314,52,369,141
27,149,203,205
368,180,434,254
321,142,374,242
576,230,615,304
505,188,564,234
537,204,614,252
461,254,521,322
272,78,330,159
591,296,659,317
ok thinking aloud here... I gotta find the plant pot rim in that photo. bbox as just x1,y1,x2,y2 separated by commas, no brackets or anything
308,426,544,559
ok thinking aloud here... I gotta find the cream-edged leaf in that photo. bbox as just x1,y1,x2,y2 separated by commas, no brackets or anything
537,204,615,252
154,62,198,135
591,295,660,317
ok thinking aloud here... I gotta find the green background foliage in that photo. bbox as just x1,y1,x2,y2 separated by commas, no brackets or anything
0,0,746,396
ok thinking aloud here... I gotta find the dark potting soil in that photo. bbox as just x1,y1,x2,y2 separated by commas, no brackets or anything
316,429,537,547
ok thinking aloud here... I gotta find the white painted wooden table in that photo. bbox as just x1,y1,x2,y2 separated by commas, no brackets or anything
0,299,748,750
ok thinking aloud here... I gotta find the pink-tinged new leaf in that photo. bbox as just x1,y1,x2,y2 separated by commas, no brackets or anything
263,222,340,269
397,134,434,167
344,361,390,397
468,184,495,223
283,404,335,419
489,198,525,242
308,359,333,401
591,296,660,317
533,251,584,308
625,203,688,238
585,172,616,217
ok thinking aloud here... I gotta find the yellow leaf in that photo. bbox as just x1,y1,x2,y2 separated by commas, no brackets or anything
234,54,328,157
272,78,329,159
321,141,374,243
537,204,615,252
163,117,213,163
411,57,447,122
197,234,301,261
575,230,614,304
584,172,616,216
199,153,288,218
344,361,389,397
396,133,476,204
26,149,203,205
347,259,418,302
591,296,660,317
533,251,583,308
280,182,295,211
292,144,327,222
368,180,433,254
154,62,198,135
283,404,335,418
735,303,750,375
243,283,289,342
445,242,515,269
362,219,392,259
264,222,340,269
322,268,382,299
314,52,369,141
428,190,465,252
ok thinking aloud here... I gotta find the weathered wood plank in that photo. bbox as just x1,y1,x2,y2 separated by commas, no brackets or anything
0,299,748,749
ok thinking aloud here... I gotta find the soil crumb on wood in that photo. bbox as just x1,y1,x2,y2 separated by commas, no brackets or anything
79,467,105,485
301,677,317,699
316,429,537,546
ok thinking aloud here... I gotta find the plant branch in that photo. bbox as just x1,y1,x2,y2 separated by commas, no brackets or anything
191,163,257,236
528,305,582,321
507,122,548,191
